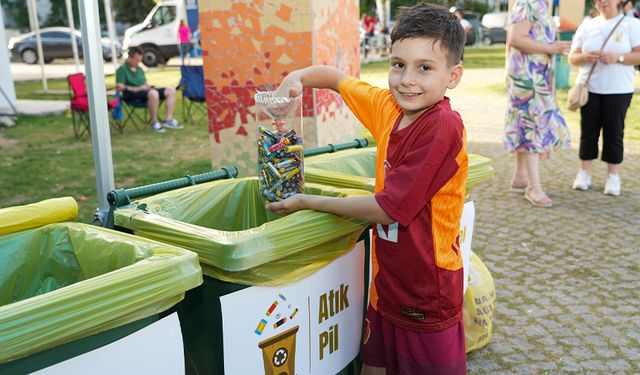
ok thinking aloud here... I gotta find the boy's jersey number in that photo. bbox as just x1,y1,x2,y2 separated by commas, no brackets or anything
378,158,399,243
376,222,399,243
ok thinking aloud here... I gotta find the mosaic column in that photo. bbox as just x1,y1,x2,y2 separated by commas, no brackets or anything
199,0,361,176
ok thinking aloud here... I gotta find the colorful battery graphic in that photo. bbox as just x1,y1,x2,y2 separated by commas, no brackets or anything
273,317,287,329
266,300,278,316
255,319,268,335
279,293,287,302
289,308,299,320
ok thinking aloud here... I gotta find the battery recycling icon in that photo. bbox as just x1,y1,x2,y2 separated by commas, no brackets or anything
254,293,300,375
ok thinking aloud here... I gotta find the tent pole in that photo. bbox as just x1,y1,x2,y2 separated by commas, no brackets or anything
65,0,81,72
78,0,115,225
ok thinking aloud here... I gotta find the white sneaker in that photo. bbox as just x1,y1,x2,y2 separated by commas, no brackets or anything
163,118,184,130
151,121,166,133
572,170,591,191
604,174,621,196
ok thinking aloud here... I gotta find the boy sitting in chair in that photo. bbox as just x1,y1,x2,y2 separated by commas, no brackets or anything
116,47,183,133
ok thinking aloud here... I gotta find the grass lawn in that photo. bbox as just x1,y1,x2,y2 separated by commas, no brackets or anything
2,47,639,222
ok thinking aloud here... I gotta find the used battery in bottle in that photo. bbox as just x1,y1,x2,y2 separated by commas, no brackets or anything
276,158,295,169
279,293,287,302
284,167,300,180
285,145,303,153
266,162,281,179
269,137,290,153
258,126,279,142
273,317,287,329
255,318,268,335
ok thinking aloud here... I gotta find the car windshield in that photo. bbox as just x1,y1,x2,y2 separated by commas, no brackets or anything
151,6,177,26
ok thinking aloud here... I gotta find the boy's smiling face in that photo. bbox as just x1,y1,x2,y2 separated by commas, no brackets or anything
388,37,463,121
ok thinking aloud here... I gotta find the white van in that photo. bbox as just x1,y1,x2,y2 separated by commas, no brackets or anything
122,1,185,67
480,12,508,45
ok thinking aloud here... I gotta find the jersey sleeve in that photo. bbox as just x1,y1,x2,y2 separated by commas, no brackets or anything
338,76,398,143
375,113,464,227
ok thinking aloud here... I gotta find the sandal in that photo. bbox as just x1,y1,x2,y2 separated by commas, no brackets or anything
524,186,553,208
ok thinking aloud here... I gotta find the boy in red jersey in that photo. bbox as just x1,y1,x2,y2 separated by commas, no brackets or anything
267,3,468,374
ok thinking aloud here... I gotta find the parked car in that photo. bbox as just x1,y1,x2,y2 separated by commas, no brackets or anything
481,12,508,45
8,27,122,64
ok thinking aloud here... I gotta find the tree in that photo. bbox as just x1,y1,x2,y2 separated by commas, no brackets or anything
2,0,30,30
112,0,156,25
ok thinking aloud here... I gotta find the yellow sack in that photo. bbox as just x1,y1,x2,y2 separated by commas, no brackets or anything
463,251,496,353
0,197,78,236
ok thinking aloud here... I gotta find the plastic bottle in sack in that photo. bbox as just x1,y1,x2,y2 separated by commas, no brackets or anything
255,90,304,202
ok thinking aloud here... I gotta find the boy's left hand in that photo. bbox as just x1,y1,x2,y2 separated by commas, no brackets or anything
265,194,307,216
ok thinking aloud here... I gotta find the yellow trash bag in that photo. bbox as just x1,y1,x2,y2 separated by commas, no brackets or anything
463,251,496,353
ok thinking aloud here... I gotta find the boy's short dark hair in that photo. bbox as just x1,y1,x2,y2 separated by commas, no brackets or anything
128,47,143,57
390,3,465,66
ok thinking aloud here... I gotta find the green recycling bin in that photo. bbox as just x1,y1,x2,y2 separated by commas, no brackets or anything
556,31,575,89
0,198,202,375
112,178,371,374
305,148,494,195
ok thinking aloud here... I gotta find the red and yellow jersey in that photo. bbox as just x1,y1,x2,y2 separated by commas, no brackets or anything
339,76,468,332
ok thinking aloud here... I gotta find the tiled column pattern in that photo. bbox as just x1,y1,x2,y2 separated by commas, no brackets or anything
200,0,360,176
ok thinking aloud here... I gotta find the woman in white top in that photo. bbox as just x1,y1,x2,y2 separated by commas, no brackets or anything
568,0,640,196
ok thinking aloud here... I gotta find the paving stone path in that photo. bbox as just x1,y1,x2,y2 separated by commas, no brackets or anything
448,68,639,374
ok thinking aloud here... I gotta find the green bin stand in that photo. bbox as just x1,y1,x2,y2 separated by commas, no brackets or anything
555,30,575,89
110,178,371,374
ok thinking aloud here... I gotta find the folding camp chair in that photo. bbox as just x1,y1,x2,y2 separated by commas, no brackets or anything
67,73,120,139
119,96,151,131
178,65,206,125
117,89,168,131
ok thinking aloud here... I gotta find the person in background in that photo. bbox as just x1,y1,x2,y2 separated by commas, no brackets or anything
568,0,640,196
268,4,468,374
192,26,201,56
452,8,472,61
116,47,183,133
623,0,636,16
178,20,191,65
452,8,472,34
504,0,572,207
362,12,376,59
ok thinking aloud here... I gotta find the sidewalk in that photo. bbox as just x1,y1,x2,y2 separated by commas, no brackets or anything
10,57,201,82
453,69,639,373
15,99,67,116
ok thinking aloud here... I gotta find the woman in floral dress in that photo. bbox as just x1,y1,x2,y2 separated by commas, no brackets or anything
504,0,572,207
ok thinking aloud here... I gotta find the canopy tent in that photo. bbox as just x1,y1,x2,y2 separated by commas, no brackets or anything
77,0,115,225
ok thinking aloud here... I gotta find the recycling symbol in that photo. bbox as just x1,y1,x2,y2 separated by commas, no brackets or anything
272,347,288,367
